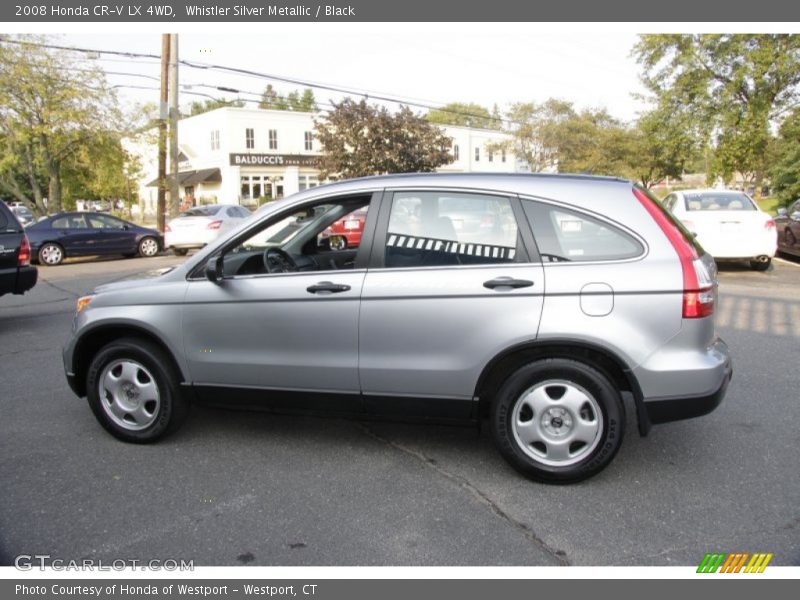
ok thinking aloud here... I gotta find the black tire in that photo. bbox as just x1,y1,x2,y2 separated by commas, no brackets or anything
172,247,189,256
85,337,189,443
37,242,64,266
749,258,771,271
138,236,160,257
491,358,624,483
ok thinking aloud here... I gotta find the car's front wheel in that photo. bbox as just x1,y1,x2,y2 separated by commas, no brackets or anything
491,358,624,483
86,337,189,443
138,236,160,257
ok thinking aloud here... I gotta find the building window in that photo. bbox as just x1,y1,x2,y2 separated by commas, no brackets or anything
304,131,313,151
210,130,220,151
488,150,494,162
501,148,506,163
245,128,254,149
269,129,278,150
475,147,480,162
453,144,460,160
298,175,320,191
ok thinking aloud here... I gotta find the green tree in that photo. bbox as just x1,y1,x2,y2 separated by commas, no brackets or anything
259,85,316,111
0,36,119,213
427,102,501,130
634,34,800,196
187,97,244,116
314,98,453,179
626,102,700,188
770,108,800,205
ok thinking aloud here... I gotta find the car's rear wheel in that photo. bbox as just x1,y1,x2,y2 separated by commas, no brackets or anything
172,247,189,256
491,358,624,483
38,242,64,266
86,337,189,443
138,236,160,257
749,256,771,271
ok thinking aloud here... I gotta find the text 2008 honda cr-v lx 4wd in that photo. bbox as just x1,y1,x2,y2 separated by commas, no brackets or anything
63,174,732,483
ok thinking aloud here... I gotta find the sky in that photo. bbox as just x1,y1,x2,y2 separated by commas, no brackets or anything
52,25,650,123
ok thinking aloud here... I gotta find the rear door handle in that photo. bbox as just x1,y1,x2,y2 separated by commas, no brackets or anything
483,277,534,290
306,281,351,294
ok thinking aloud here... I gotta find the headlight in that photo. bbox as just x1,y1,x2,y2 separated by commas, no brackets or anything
76,295,94,313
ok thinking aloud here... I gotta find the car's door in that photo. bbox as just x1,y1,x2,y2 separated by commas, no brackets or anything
86,214,134,254
52,214,96,255
182,192,380,411
359,189,545,418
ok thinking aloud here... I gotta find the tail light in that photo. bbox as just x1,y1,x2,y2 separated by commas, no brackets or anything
165,224,172,232
207,220,222,230
765,219,775,230
633,188,715,319
18,235,31,266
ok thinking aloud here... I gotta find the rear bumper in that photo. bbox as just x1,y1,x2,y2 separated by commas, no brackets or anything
15,265,37,294
644,360,732,424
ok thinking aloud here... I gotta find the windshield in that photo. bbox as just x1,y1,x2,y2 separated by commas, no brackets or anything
684,192,756,211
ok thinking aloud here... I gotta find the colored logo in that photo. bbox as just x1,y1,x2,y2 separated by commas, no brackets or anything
697,552,773,573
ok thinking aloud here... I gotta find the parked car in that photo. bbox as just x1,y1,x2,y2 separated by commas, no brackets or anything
165,204,251,256
319,206,368,250
0,201,37,297
774,199,800,258
10,205,35,227
26,212,162,266
63,174,731,483
661,189,777,271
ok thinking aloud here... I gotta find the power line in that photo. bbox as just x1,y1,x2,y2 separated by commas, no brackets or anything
0,36,512,128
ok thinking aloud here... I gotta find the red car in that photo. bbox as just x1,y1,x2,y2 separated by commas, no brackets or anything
321,207,368,250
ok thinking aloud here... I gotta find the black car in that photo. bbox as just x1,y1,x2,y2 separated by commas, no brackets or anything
0,202,37,297
775,199,800,257
26,212,162,266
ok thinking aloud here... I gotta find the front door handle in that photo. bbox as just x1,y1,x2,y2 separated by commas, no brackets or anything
483,277,534,290
306,281,351,294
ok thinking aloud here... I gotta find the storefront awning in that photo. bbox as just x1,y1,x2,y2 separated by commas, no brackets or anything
146,168,221,187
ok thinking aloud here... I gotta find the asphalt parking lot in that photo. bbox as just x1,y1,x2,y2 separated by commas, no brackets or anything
1,254,798,566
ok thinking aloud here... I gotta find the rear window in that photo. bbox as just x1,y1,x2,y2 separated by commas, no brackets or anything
181,206,222,217
522,199,644,262
684,192,756,211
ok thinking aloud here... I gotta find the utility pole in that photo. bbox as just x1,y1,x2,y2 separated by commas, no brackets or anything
168,33,180,217
157,34,169,233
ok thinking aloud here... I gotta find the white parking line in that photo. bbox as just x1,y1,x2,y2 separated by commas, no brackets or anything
774,256,800,268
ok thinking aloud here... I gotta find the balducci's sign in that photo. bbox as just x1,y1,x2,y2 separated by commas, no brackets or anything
230,154,321,167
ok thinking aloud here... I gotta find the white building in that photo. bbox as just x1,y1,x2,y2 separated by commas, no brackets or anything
135,107,523,215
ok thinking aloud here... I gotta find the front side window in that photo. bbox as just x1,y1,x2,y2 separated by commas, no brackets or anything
88,215,125,229
269,129,278,150
384,192,520,268
245,128,255,149
522,200,643,262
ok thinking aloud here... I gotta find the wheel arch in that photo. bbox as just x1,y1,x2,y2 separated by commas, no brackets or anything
474,339,650,436
71,324,187,397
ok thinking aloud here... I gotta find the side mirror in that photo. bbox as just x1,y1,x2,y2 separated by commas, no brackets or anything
776,207,788,217
123,224,131,230
205,255,224,284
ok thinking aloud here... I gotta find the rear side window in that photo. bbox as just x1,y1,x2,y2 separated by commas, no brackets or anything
0,206,9,229
522,200,643,262
384,191,521,268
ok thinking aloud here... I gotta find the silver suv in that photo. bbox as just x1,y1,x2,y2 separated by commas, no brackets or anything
63,174,732,483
